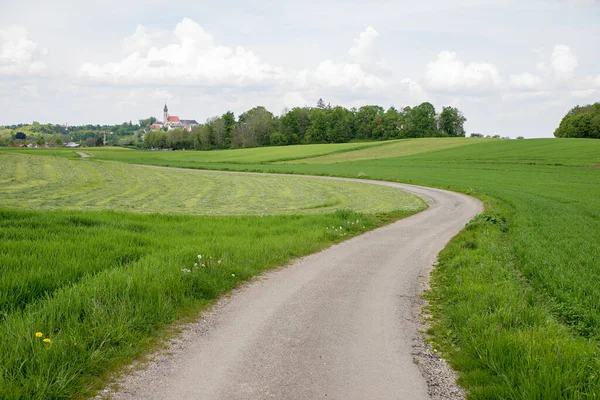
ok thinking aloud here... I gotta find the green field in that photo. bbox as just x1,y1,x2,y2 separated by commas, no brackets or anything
0,153,421,215
3,138,600,398
279,137,486,163
50,137,598,399
4,140,386,165
0,209,417,398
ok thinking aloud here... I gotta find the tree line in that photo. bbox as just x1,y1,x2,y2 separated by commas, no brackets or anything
554,102,600,139
144,100,467,150
0,119,156,147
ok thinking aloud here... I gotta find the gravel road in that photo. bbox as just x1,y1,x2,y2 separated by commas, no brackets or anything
103,174,482,400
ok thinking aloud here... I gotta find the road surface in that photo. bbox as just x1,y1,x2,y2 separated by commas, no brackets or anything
106,175,482,400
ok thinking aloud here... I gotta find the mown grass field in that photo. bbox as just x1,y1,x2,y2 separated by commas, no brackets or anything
51,137,600,399
0,153,420,215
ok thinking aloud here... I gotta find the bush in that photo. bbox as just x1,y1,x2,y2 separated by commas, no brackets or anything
270,132,287,146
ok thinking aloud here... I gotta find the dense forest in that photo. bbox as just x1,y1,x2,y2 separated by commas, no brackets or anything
1,100,466,149
554,102,600,139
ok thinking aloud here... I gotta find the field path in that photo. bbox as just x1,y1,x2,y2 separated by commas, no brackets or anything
107,170,482,400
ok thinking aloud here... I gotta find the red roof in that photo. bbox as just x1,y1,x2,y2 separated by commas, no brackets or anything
167,116,180,122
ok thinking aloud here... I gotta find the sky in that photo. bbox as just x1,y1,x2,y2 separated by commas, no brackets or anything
0,0,599,137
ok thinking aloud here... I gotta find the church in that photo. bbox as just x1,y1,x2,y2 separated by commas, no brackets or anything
149,104,199,131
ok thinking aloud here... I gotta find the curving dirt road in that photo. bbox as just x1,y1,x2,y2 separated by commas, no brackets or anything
105,175,482,400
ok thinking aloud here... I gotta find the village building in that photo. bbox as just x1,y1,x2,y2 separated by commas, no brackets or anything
149,104,199,131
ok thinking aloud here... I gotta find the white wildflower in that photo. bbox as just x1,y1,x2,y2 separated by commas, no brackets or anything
197,255,202,259
181,268,191,273
231,274,236,277
194,263,198,267
218,260,222,264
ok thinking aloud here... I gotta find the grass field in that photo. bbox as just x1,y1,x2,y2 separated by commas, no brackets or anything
52,137,600,399
3,140,386,165
279,137,486,164
0,208,419,398
0,153,421,215
3,138,600,398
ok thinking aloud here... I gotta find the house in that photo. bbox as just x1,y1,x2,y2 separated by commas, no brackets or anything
163,104,199,131
66,142,80,148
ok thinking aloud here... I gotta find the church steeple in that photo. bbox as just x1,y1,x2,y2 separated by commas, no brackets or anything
163,104,168,124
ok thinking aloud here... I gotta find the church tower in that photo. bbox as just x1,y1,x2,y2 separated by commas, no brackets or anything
163,104,169,124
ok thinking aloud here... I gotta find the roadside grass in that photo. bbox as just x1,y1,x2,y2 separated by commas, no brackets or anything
94,137,600,398
0,153,423,215
0,207,420,399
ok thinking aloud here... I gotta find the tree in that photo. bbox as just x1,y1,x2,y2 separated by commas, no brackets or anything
410,102,437,137
438,106,466,137
554,103,600,139
305,108,328,143
222,111,236,148
85,137,98,147
14,132,26,140
138,117,157,129
354,105,384,140
236,106,276,147
280,107,311,144
316,98,326,109
327,106,354,143
382,107,401,139
143,130,168,149
270,132,287,146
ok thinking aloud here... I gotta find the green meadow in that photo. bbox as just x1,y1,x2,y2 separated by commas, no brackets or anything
4,140,386,165
0,150,424,398
2,137,600,398
59,137,600,399
0,153,420,215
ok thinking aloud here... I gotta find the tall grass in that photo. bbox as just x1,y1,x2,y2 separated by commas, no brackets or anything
0,208,419,398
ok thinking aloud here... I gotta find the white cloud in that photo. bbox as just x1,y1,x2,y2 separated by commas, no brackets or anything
21,84,40,98
400,78,427,102
348,26,379,61
509,72,543,90
376,58,392,71
570,88,597,98
80,18,285,86
502,91,551,102
0,25,47,75
151,88,173,101
551,44,577,80
424,51,501,92
283,91,307,109
593,74,600,87
123,25,162,54
308,60,385,90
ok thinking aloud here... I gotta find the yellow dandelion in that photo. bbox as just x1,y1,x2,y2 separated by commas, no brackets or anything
35,332,43,338
43,338,51,344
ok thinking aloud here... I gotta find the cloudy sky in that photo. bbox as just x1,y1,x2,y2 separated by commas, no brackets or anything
1,0,599,137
